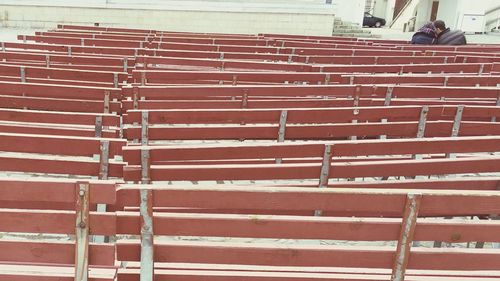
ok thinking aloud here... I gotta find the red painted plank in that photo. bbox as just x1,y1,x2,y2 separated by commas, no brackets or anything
0,240,114,266
116,186,500,217
116,240,500,270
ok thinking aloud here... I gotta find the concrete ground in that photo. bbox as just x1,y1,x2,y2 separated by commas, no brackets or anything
366,27,500,44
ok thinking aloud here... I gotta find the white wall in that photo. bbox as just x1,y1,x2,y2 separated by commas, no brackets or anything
373,0,388,18
385,0,396,24
390,0,421,30
0,1,337,35
435,0,498,32
414,0,432,29
435,0,459,28
335,0,365,25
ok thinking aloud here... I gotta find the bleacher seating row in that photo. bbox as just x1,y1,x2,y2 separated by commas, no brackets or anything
0,24,499,281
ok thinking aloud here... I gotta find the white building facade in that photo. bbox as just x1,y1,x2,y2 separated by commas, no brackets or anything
0,0,365,36
373,0,500,33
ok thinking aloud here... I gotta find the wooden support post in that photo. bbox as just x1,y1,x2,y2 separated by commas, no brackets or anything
75,182,90,281
391,193,422,281
314,144,333,216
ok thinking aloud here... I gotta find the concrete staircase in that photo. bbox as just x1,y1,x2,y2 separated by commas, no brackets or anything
332,17,377,38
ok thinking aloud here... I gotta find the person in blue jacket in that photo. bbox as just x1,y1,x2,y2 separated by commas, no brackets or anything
411,22,438,45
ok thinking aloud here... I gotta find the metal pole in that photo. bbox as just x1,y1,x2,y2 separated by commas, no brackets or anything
391,193,422,281
314,144,333,216
74,182,90,281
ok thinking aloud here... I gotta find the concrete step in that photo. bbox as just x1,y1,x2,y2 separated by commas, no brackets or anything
333,29,370,33
331,32,379,38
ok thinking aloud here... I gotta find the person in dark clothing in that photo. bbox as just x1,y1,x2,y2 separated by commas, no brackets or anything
434,20,467,45
411,22,437,45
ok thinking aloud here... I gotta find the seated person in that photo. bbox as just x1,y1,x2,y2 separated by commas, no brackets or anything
434,20,467,45
411,22,437,45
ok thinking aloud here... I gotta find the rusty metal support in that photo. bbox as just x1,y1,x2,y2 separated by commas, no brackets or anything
380,86,394,140
350,86,361,141
94,116,103,138
391,193,422,281
324,74,331,85
141,111,149,145
416,106,429,139
141,111,151,184
141,72,146,86
103,91,110,114
99,141,109,180
412,106,429,163
451,105,464,137
492,95,500,122
133,87,139,110
277,110,288,143
140,188,154,281
75,182,90,281
275,110,288,164
123,57,128,72
315,144,333,216
241,93,248,109
442,105,464,161
20,66,26,83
